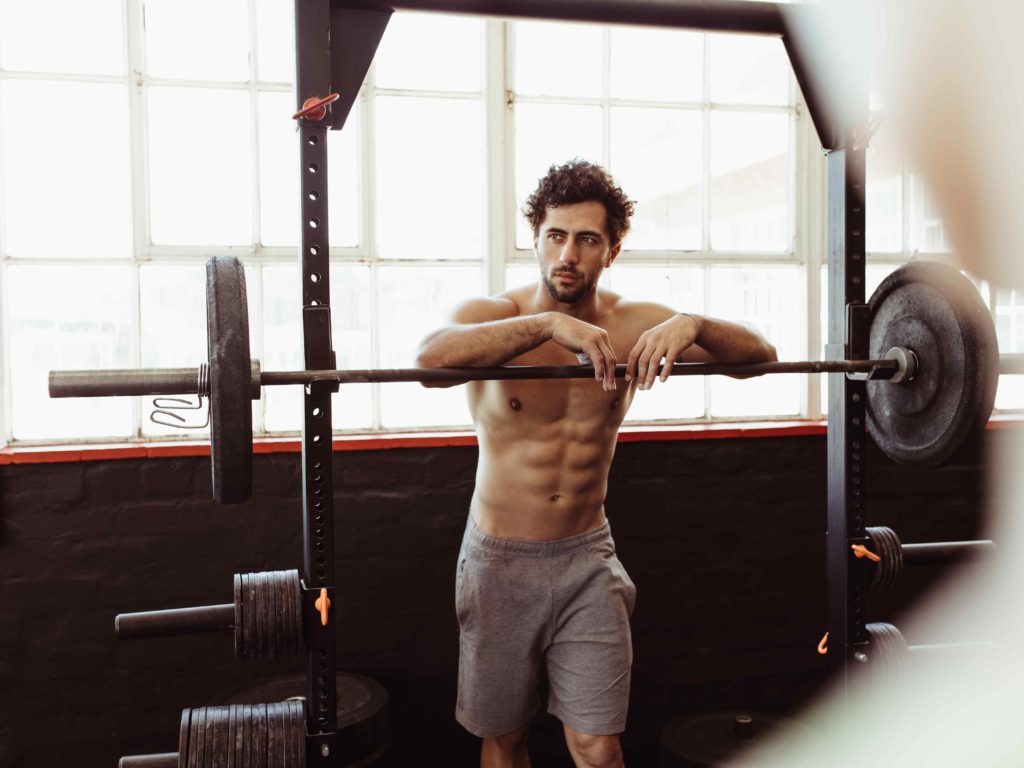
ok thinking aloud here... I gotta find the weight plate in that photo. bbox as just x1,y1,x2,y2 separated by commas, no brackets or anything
227,704,238,768
867,261,999,467
285,570,301,656
241,573,253,660
233,573,243,659
252,703,266,768
660,710,822,767
269,571,280,659
223,673,390,765
189,707,206,768
254,572,265,659
178,708,192,768
208,706,226,768
266,702,279,768
240,704,252,768
284,700,303,768
206,256,254,504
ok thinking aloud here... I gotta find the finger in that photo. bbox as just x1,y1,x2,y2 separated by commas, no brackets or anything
625,334,646,382
585,343,605,385
636,343,654,390
660,347,682,382
601,337,617,390
645,347,666,390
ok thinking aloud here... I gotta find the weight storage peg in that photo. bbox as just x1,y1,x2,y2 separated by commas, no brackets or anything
115,569,303,660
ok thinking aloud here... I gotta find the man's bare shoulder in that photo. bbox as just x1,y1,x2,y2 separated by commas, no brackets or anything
607,296,677,329
448,295,521,324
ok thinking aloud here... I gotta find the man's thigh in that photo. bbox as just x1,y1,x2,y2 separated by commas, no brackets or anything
455,535,550,738
545,537,636,736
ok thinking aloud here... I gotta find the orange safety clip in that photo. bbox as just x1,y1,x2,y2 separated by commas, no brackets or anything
818,632,829,655
292,93,340,121
851,544,882,563
314,588,331,626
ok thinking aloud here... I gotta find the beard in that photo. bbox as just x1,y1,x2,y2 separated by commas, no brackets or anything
541,267,597,304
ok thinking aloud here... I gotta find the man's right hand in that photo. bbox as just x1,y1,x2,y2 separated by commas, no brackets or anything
545,313,618,391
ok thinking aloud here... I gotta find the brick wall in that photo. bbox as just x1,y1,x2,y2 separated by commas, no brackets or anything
0,432,995,767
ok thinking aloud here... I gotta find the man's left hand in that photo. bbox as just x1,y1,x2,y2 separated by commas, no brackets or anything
625,314,701,390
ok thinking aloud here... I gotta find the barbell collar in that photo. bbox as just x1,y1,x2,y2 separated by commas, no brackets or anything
115,603,234,640
49,367,203,398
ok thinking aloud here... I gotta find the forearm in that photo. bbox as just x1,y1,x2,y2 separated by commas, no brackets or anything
416,313,553,369
689,315,778,364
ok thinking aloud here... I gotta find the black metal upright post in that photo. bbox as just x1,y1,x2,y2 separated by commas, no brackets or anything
295,0,338,763
824,55,869,716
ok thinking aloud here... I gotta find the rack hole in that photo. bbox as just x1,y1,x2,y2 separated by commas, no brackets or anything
312,406,322,417
315,528,324,537
310,273,321,284
315,516,325,526
318,569,327,580
308,163,319,173
309,245,319,256
317,556,326,566
308,135,319,145
316,541,325,551
308,191,318,201
308,218,319,229
313,473,323,484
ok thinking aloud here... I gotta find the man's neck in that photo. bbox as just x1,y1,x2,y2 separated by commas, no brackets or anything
530,282,603,322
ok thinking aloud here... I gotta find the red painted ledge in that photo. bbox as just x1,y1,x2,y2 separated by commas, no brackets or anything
0,416,1020,466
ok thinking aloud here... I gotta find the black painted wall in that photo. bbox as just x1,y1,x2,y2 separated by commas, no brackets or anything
0,432,997,767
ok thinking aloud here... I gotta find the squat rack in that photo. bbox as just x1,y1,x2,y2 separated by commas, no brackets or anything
295,0,862,761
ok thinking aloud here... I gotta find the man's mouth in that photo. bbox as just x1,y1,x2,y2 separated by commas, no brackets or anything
553,271,580,281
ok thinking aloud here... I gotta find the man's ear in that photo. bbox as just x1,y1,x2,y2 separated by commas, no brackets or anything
606,241,622,268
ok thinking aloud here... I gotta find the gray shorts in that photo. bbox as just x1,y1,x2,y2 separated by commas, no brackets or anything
455,515,637,738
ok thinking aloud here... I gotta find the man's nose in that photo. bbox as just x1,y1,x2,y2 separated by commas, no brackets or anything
559,241,579,265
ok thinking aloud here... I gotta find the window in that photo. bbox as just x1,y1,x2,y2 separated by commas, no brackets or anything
15,4,1004,445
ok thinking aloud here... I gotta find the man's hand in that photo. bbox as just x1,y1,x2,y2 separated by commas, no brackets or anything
546,313,618,391
626,313,700,390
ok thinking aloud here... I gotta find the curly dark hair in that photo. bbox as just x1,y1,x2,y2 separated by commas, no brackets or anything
523,160,635,246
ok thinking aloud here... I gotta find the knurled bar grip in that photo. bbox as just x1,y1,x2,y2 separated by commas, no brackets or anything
115,604,234,640
49,358,903,397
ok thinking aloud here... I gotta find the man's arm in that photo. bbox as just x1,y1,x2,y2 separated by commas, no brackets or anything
416,298,620,390
625,304,778,390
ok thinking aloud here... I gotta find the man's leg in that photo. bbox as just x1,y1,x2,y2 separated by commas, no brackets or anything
563,724,624,768
481,724,532,768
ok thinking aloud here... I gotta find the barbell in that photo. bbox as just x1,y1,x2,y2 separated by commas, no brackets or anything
49,257,1009,504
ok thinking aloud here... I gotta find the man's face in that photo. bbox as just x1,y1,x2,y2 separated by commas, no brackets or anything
534,201,621,304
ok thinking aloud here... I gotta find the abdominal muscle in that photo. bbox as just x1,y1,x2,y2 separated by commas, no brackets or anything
467,377,631,541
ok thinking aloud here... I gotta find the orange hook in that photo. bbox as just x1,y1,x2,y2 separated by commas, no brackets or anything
818,632,829,655
314,588,331,626
851,544,882,563
292,93,340,121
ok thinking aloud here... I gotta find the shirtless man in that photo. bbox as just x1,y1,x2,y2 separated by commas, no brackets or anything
416,160,777,768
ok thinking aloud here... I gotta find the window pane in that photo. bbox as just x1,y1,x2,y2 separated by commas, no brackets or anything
710,110,791,252
375,97,483,259
8,265,133,439
506,264,539,290
994,287,1024,410
378,265,482,427
609,27,702,102
514,21,602,98
141,264,215,437
255,0,295,83
144,0,250,81
709,266,801,417
0,0,124,75
262,264,372,431
867,122,903,253
608,266,706,422
909,175,951,253
374,12,481,92
2,81,132,259
708,34,789,106
515,103,604,248
610,107,702,251
259,92,359,248
148,86,253,245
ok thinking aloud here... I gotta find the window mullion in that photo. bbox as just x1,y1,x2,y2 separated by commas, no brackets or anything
362,71,383,430
484,19,507,296
126,0,148,437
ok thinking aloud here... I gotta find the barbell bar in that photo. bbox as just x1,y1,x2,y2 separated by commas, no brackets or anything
46,257,1010,503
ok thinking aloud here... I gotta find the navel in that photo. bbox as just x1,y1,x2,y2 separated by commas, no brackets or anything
549,494,561,502
509,398,522,412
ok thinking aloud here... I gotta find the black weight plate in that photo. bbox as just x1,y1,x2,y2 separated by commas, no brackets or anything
189,707,206,768
208,706,226,768
252,703,266,768
241,573,253,660
867,261,999,467
254,572,265,659
222,673,390,765
285,570,301,655
240,704,252,768
268,571,279,659
266,702,280,768
206,255,253,504
178,708,192,768
233,573,243,659
227,704,238,768
660,710,822,767
284,700,303,768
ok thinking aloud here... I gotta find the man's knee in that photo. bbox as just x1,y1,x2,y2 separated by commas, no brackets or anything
564,729,623,768
484,724,530,755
